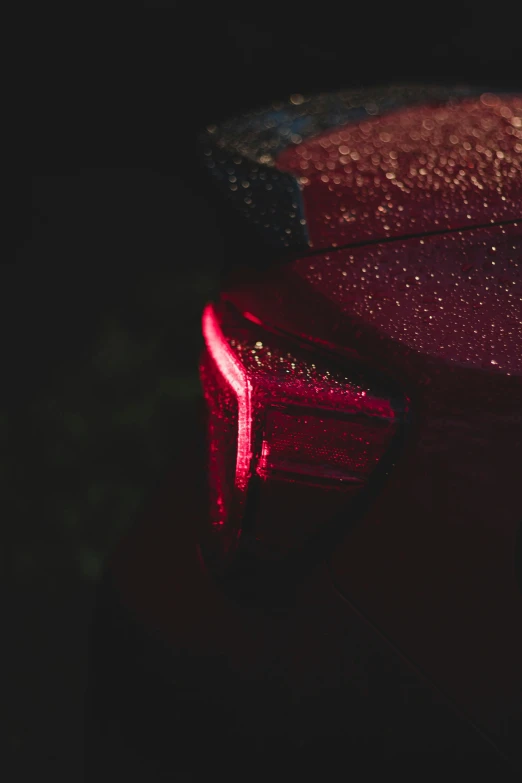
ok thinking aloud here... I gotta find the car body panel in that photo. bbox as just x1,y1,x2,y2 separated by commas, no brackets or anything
327,372,522,758
106,451,505,763
202,88,522,251
222,223,522,379
220,222,522,758
96,88,522,773
277,95,522,249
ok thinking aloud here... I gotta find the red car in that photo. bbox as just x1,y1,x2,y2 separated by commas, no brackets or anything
88,86,522,780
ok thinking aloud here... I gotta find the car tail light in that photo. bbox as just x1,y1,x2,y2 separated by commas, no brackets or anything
200,303,405,567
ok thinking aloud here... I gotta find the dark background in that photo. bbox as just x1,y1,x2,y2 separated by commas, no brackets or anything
9,7,521,781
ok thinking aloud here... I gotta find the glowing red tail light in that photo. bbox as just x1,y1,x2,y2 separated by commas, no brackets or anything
200,303,404,564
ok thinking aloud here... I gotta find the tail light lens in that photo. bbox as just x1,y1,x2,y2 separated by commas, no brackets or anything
200,303,405,565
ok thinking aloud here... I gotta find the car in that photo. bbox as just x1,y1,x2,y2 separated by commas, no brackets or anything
86,85,522,781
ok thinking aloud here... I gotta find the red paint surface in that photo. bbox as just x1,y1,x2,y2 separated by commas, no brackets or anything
295,223,522,376
109,89,522,761
276,95,522,249
221,221,522,754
